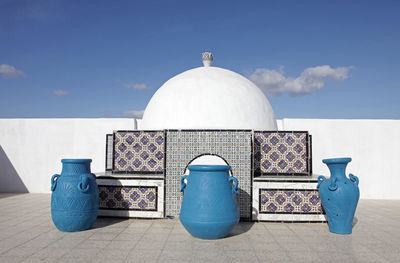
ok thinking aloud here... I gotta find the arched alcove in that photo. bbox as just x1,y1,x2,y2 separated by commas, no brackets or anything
183,154,233,176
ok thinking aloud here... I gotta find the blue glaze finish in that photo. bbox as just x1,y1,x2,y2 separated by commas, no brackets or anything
318,158,359,234
179,165,239,239
51,159,98,232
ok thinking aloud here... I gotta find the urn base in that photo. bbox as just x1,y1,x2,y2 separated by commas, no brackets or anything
180,216,239,239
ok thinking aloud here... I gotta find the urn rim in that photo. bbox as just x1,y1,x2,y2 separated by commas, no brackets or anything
61,159,92,164
322,157,352,164
188,165,231,171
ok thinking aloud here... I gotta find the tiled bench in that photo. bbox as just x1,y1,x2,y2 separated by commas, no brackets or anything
97,130,166,218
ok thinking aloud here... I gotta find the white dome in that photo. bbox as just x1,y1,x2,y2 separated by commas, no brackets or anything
140,65,277,130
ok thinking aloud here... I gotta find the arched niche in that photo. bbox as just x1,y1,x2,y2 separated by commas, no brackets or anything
183,154,233,176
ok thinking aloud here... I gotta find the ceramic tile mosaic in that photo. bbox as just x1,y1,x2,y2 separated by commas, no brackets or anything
105,134,113,171
252,179,326,222
98,186,157,211
113,131,165,173
259,189,322,214
165,130,252,219
254,131,310,176
96,178,164,218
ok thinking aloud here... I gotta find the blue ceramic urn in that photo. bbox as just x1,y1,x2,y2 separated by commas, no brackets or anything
179,165,240,239
318,158,359,234
51,159,98,232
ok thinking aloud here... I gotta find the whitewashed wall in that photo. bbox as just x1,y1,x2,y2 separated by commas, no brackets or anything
0,118,399,199
281,119,400,200
0,119,135,193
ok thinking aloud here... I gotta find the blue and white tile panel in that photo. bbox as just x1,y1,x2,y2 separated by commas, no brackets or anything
113,131,165,173
252,180,326,222
254,131,310,176
97,178,164,218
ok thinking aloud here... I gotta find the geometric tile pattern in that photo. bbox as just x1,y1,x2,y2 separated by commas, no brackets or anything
259,189,322,214
254,131,310,176
98,185,157,211
113,131,165,173
165,130,252,219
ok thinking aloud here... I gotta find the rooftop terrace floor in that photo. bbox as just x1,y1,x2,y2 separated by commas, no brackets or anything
0,194,399,263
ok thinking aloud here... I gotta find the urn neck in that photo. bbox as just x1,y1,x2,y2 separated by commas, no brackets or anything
61,159,92,175
323,158,351,180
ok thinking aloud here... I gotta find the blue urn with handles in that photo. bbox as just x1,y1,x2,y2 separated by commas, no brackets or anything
318,157,359,234
51,159,98,232
179,165,240,239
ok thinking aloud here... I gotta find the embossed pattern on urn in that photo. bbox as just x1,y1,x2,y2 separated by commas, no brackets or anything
51,159,98,232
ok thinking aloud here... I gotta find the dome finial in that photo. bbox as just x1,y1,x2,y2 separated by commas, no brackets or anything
202,51,213,67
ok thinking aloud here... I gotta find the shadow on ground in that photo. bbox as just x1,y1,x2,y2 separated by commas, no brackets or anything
352,216,358,227
91,216,130,229
226,188,255,237
0,193,25,199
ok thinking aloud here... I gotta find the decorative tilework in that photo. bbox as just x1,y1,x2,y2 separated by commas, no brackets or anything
254,131,310,176
98,186,157,211
165,130,252,219
113,131,165,173
96,178,164,218
252,179,326,222
105,134,113,171
259,189,322,214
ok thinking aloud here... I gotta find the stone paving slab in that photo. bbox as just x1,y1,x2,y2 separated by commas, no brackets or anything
0,194,399,262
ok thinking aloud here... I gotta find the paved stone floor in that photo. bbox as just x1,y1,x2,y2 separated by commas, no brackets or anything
0,194,399,263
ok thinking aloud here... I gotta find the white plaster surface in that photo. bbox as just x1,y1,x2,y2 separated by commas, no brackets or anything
140,66,277,130
0,118,135,193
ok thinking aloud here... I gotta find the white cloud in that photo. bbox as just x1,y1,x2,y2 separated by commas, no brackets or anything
249,65,353,96
53,90,69,96
124,83,148,90
124,110,145,118
0,64,27,79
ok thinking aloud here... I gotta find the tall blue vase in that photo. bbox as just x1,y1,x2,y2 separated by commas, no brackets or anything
318,158,359,234
51,159,98,232
179,165,240,239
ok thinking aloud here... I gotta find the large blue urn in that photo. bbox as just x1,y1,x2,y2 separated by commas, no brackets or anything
318,157,359,234
51,159,98,232
179,165,240,239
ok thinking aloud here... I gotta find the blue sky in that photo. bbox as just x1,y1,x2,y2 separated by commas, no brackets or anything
0,0,399,119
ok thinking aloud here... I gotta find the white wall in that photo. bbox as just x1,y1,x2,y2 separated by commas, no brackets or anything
0,118,399,199
281,118,400,200
0,119,135,193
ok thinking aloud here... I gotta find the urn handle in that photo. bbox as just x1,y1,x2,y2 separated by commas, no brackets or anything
78,174,90,193
317,175,338,191
51,174,60,191
317,176,326,189
328,177,338,191
228,176,239,194
349,173,359,186
180,175,189,192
